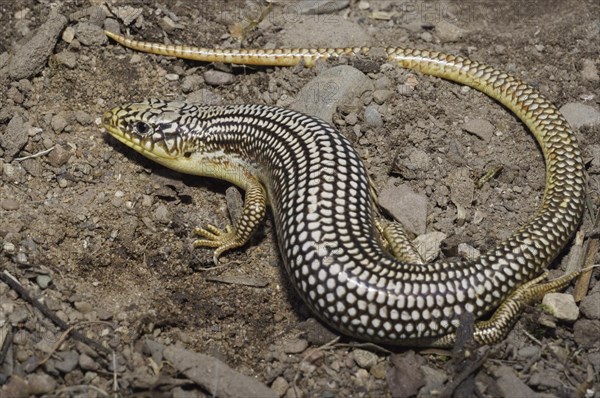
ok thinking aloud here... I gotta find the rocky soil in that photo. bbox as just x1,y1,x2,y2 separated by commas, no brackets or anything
1,1,599,397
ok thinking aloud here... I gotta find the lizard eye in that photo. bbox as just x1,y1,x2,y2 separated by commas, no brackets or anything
134,121,151,136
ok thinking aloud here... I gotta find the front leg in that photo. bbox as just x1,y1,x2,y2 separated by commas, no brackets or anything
194,178,267,264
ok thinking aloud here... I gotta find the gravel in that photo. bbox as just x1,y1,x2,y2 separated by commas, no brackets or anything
1,3,598,398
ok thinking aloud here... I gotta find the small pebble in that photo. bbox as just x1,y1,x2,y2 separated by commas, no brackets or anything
542,293,579,321
494,365,538,398
143,339,165,364
13,330,29,345
55,350,79,373
9,307,29,323
283,338,308,354
74,301,92,314
75,110,92,125
2,375,29,398
457,243,480,261
580,292,600,320
204,70,235,86
462,118,494,142
420,365,448,396
181,75,204,93
22,356,40,373
154,204,170,224
364,105,382,127
413,231,447,262
517,345,540,360
0,198,20,210
372,89,393,104
559,102,600,128
51,113,68,133
420,31,433,42
530,369,561,389
26,373,57,395
57,177,68,188
574,319,600,347
379,182,427,235
165,73,179,81
141,195,153,207
47,145,71,167
69,39,81,51
36,275,52,289
111,7,142,26
53,51,77,69
3,242,17,254
1,114,28,161
370,361,386,379
297,0,349,15
79,353,99,371
187,88,222,105
74,22,107,46
130,54,142,64
159,15,180,32
353,349,378,369
345,112,358,125
354,368,370,386
62,26,75,43
397,84,414,96
581,59,599,82
7,86,24,103
374,76,392,90
271,376,289,396
405,74,419,88
435,20,464,42
15,252,28,265
286,387,304,398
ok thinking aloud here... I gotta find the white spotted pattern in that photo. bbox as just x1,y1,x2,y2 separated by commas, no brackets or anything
104,43,585,346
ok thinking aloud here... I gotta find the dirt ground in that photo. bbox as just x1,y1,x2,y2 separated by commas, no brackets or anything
1,1,599,397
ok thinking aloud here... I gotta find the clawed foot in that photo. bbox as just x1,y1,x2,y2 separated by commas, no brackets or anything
193,223,242,265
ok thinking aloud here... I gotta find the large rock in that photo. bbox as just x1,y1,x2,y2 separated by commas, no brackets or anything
291,65,372,123
560,102,600,128
8,11,67,80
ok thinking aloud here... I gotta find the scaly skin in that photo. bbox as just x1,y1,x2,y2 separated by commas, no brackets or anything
102,31,585,346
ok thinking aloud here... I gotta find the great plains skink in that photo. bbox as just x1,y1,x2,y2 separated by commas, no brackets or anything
102,31,586,347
